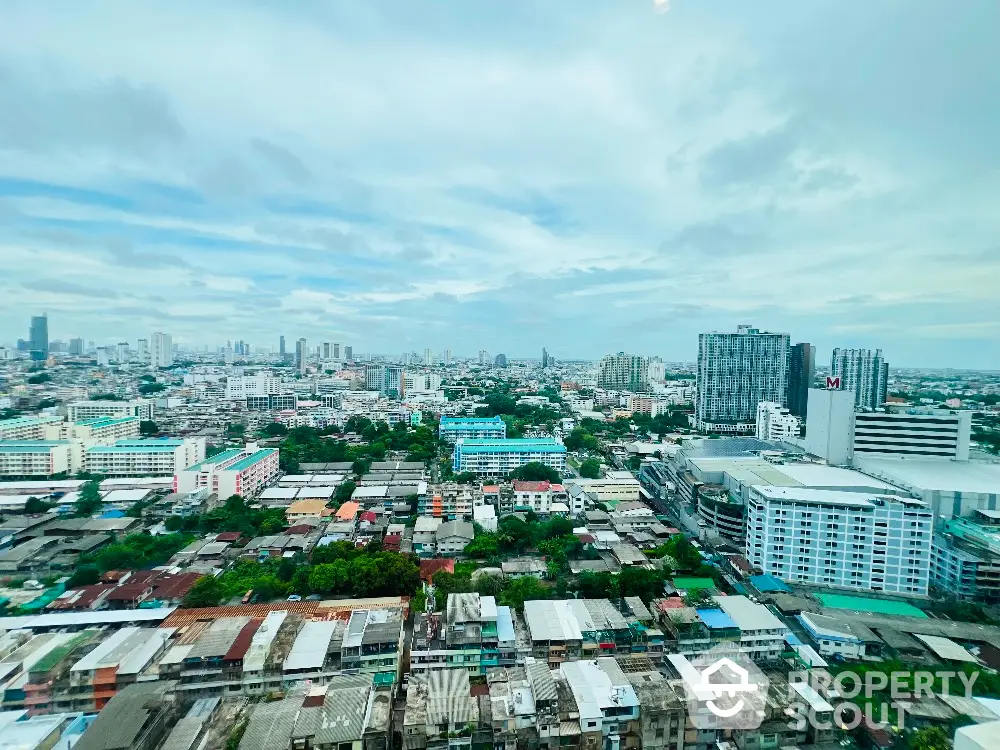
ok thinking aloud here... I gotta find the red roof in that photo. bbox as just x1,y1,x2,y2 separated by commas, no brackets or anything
360,511,377,523
100,570,131,584
513,480,550,492
151,572,202,601
215,532,242,542
286,524,313,536
382,534,402,551
223,619,262,662
657,597,687,611
420,558,455,582
482,485,499,493
47,584,115,611
576,534,595,544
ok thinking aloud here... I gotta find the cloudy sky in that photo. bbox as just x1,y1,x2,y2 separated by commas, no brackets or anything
2,1,998,368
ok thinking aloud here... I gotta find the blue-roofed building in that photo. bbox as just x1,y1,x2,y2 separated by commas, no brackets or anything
438,415,506,443
0,415,64,441
452,437,566,477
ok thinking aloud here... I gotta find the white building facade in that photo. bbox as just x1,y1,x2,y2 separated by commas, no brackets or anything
746,485,932,596
755,402,801,441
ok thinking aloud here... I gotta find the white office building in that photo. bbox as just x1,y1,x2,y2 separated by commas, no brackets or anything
755,402,801,441
225,375,283,400
151,332,173,368
404,372,442,393
746,485,932,595
696,325,789,433
830,348,888,411
0,416,65,441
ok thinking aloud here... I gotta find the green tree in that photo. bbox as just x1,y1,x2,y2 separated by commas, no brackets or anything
260,422,289,437
578,458,602,478
67,564,101,589
182,576,224,608
904,726,949,750
464,533,501,559
454,472,478,484
334,481,357,505
139,420,159,436
27,373,51,384
138,382,166,394
510,462,561,483
74,480,103,517
499,576,550,611
24,496,53,514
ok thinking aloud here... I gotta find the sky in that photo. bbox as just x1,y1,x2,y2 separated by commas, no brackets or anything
1,1,999,368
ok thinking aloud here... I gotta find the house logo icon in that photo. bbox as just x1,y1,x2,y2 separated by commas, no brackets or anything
680,647,768,730
697,657,758,718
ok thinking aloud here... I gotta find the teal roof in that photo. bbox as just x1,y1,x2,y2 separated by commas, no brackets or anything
457,438,565,454
75,417,138,429
0,416,61,429
185,448,245,471
0,440,70,452
87,444,179,454
114,439,183,447
440,416,504,425
224,449,277,473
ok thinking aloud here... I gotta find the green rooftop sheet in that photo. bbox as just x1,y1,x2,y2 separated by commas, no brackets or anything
672,577,716,590
816,593,928,619
30,631,95,674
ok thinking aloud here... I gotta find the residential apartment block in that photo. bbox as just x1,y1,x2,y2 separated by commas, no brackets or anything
521,598,664,667
66,400,155,422
438,415,507,443
0,416,64,441
85,438,207,477
224,375,282,400
174,444,279,498
0,441,75,477
410,593,520,675
452,438,566,477
696,325,790,433
746,486,933,595
932,511,1000,603
830,347,888,411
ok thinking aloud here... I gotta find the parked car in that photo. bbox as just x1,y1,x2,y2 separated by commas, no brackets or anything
287,594,302,602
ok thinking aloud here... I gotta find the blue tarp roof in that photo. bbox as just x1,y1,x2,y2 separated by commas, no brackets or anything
696,608,739,630
748,574,791,593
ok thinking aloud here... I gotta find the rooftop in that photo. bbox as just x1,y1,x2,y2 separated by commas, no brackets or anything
815,593,928,618
455,438,566,453
752,485,924,509
224,448,278,473
853,456,1000,495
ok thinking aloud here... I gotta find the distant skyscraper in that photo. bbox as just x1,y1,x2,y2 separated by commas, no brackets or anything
542,347,549,368
443,349,452,366
116,342,130,363
333,342,341,359
136,338,149,361
696,325,790,433
494,353,508,367
151,332,173,368
424,348,432,366
830,348,888,411
295,338,308,374
29,315,48,361
787,342,815,420
95,346,111,367
68,338,84,356
345,346,353,361
279,335,286,356
366,364,405,398
478,349,490,365
598,353,651,392
322,342,333,359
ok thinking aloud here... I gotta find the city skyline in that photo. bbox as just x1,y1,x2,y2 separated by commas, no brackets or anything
1,2,999,368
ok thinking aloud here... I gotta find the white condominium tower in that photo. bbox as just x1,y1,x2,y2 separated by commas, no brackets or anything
597,352,657,392
830,348,889,411
696,325,789,433
151,331,173,368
